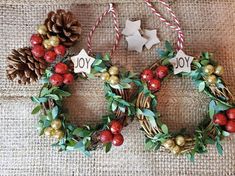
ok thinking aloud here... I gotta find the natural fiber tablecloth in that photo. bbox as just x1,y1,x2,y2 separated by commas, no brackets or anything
0,0,235,175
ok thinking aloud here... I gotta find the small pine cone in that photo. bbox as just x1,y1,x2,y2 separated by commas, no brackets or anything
44,9,82,47
6,47,47,85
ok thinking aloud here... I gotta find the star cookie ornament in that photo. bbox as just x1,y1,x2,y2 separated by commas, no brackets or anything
122,19,141,36
126,31,148,53
169,50,194,75
122,19,160,53
71,49,95,74
143,29,160,50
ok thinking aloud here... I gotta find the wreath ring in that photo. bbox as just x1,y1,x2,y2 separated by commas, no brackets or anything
136,42,235,160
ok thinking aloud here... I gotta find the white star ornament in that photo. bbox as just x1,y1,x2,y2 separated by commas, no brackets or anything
71,49,95,74
169,50,194,75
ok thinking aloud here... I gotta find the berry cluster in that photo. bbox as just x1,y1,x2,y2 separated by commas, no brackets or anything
141,66,169,92
99,120,124,146
203,64,224,85
213,108,235,133
50,63,74,86
30,25,66,63
163,135,186,155
100,66,120,85
44,119,64,139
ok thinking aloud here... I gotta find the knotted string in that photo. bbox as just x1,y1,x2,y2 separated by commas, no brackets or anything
87,3,121,56
144,0,184,50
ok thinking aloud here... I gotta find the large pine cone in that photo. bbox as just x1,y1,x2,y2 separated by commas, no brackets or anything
44,9,82,47
6,47,47,85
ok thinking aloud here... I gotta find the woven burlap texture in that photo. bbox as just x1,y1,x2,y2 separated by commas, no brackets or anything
0,1,235,176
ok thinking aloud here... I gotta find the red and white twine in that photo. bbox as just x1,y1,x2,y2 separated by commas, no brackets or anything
144,0,184,50
87,3,121,56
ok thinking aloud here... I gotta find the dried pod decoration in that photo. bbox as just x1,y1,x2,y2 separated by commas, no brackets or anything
6,9,81,84
44,9,82,47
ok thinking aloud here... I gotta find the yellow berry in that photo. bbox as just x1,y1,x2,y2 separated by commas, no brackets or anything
214,65,224,76
163,139,175,150
49,36,60,46
108,66,119,76
43,39,52,49
100,72,110,81
51,119,62,130
44,127,55,137
37,24,47,35
171,145,181,155
175,136,185,147
54,130,64,140
207,75,217,85
109,75,119,85
204,65,215,75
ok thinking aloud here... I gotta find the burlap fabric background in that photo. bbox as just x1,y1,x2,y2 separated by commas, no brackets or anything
0,0,235,175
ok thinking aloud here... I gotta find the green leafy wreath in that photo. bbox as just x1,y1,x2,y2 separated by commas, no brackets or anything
31,53,140,156
136,41,235,161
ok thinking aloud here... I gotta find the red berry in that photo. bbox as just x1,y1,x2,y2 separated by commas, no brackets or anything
30,34,43,46
54,45,66,56
112,134,124,146
148,79,161,92
225,120,235,133
141,69,154,82
213,113,228,126
110,120,123,134
44,51,57,63
63,73,74,85
156,66,169,79
226,108,235,120
100,130,113,144
31,45,45,58
55,63,68,74
50,74,64,86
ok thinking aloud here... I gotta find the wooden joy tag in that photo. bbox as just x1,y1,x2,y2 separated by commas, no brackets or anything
169,50,194,75
71,49,95,74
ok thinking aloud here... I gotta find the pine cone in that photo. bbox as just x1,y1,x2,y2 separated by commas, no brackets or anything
44,9,82,47
6,47,47,85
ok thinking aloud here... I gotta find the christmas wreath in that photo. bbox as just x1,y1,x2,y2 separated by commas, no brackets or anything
136,41,235,161
6,9,140,155
31,52,139,155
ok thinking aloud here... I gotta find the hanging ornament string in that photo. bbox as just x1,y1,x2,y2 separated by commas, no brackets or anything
87,3,121,56
144,0,184,50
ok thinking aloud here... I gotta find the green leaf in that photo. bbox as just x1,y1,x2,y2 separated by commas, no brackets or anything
54,89,71,97
162,58,170,66
215,101,231,113
103,53,110,61
92,59,103,66
104,142,112,153
198,81,206,92
40,87,49,97
52,106,59,119
31,96,40,103
186,153,195,162
145,140,156,150
165,41,173,51
31,105,41,114
157,49,167,58
46,94,60,101
142,109,155,117
222,131,230,137
111,102,118,112
137,109,157,127
200,59,210,66
73,128,92,138
161,124,169,134
209,100,216,119
216,139,223,156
